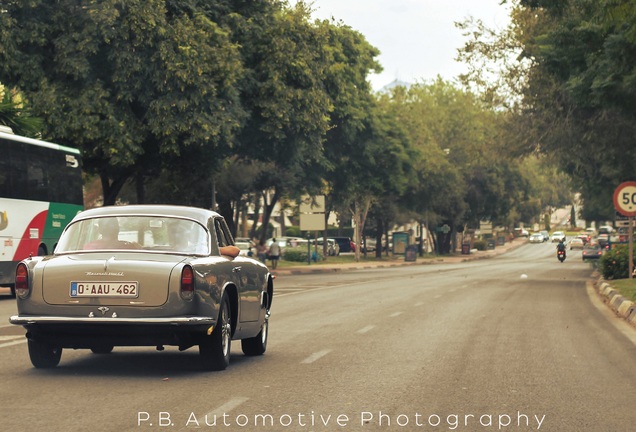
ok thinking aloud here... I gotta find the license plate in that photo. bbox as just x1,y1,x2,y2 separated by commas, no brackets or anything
70,282,139,298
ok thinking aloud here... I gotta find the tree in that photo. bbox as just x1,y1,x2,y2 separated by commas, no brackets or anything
225,2,336,242
459,0,636,222
0,82,43,136
0,1,246,205
314,16,391,261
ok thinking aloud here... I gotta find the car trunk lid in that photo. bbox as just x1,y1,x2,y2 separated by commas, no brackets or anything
41,253,184,307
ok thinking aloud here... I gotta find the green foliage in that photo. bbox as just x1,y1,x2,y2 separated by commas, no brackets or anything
473,239,488,251
600,244,636,280
543,213,551,231
285,226,301,237
458,0,636,223
0,83,43,136
0,1,247,204
0,0,577,252
283,247,322,263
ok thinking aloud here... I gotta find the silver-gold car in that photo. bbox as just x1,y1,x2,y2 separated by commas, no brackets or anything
10,205,273,371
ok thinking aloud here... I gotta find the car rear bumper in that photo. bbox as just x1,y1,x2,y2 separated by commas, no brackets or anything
10,315,217,349
10,315,214,325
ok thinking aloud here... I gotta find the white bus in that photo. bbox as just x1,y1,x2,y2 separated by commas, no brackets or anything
0,126,83,295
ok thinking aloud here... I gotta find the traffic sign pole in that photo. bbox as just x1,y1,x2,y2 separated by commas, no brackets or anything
628,224,634,279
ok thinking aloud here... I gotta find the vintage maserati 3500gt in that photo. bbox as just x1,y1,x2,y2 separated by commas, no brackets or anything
10,205,274,371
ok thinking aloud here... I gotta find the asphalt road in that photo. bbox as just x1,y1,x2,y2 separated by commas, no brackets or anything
0,241,635,432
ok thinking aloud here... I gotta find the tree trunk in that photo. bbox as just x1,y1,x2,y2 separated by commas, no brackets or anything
136,173,145,204
100,172,129,206
259,188,280,243
249,196,261,240
375,217,383,258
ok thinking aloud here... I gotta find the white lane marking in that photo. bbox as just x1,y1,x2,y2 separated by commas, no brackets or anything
357,325,375,334
273,282,352,298
204,397,249,419
389,312,403,317
0,339,26,349
301,349,331,364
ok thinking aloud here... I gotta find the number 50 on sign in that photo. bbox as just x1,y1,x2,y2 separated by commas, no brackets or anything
613,181,636,217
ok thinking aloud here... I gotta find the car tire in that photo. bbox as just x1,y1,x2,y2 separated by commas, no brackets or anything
28,339,62,368
90,345,114,354
241,318,268,356
199,293,231,371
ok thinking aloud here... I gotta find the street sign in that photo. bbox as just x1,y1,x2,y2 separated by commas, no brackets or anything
479,221,492,234
613,181,636,217
613,182,636,279
299,195,326,231
300,195,325,213
616,220,636,227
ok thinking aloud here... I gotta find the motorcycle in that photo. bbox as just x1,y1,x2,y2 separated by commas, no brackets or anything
557,249,566,262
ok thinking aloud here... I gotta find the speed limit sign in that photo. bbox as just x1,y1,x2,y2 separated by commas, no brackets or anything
613,181,636,217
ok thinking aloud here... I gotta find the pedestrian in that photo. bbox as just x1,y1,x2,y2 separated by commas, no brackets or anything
256,240,268,263
268,239,281,269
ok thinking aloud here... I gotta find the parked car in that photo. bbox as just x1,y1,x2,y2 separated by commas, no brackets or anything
582,243,603,261
10,205,274,371
514,228,529,237
529,233,544,243
569,238,585,250
266,236,306,249
550,231,566,242
362,237,377,253
539,231,550,242
315,238,339,256
331,236,356,253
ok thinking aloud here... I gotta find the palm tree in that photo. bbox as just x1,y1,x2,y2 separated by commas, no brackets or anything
0,82,42,137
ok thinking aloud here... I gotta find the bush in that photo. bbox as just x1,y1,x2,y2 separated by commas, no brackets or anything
600,244,636,280
283,247,322,262
285,226,301,237
473,239,487,251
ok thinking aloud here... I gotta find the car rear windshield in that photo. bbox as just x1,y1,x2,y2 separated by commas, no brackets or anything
56,216,210,255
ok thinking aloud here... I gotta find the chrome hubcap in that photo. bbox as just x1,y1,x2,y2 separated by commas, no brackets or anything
221,307,230,356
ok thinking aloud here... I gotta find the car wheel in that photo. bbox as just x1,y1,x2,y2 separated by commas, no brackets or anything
241,318,268,356
90,345,114,354
28,339,62,368
199,293,231,371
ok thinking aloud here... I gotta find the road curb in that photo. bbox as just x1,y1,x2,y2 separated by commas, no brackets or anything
594,277,636,327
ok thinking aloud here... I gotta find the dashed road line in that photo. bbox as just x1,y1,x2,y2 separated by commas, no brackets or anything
301,349,331,364
204,397,250,420
357,325,375,334
0,338,26,349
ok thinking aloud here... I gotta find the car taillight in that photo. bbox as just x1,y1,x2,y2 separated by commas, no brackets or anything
15,263,30,299
180,266,194,300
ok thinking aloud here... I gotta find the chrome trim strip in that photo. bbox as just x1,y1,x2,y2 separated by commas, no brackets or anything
9,315,214,325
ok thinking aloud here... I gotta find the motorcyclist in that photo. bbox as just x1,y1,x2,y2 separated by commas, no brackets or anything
556,239,566,258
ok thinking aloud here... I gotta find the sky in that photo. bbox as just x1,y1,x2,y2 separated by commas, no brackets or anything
293,0,512,91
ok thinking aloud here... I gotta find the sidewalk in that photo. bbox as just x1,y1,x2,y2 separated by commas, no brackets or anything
271,237,528,276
